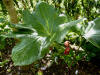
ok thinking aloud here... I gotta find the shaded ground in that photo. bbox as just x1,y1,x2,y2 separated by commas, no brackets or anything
43,60,100,75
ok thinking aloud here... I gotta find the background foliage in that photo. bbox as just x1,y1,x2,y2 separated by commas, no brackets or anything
0,0,100,75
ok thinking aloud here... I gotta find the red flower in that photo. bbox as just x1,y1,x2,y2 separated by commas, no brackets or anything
64,41,70,47
64,47,70,55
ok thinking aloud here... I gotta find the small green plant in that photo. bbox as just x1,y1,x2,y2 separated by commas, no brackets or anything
1,2,100,66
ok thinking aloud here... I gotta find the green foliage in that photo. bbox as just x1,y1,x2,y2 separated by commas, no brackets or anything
0,59,9,66
0,18,10,50
0,18,4,22
0,37,5,50
3,2,84,66
0,0,100,67
12,37,48,66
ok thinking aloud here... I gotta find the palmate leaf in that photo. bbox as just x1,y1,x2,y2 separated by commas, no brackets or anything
9,2,84,66
84,18,100,48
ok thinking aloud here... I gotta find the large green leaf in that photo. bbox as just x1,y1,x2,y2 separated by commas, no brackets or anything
12,36,50,66
84,18,100,48
19,2,68,37
12,38,40,66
